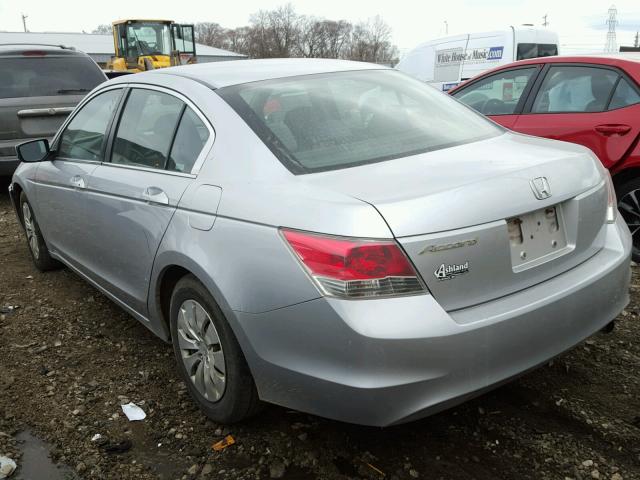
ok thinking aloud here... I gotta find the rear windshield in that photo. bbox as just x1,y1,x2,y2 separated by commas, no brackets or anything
517,43,558,60
217,70,501,174
0,56,105,99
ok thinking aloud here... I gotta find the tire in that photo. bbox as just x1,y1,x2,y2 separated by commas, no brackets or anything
170,275,261,423
616,177,640,262
19,192,61,271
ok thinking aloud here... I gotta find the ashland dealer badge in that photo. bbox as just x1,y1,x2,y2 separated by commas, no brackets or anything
434,261,469,281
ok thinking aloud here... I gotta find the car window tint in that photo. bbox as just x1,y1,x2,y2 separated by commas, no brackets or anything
516,43,558,60
0,56,105,99
167,107,210,173
218,70,501,174
57,89,122,161
111,89,184,169
454,68,538,115
608,78,640,110
532,66,618,113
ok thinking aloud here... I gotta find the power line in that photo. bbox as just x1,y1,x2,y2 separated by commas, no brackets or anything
604,5,618,53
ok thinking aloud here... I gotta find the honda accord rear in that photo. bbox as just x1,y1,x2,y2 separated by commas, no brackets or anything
11,60,631,426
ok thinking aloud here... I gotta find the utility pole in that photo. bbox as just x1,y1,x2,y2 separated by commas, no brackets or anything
604,5,618,53
21,13,28,32
444,20,448,35
635,31,639,48
542,14,549,27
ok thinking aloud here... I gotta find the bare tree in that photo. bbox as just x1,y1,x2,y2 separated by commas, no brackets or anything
191,5,398,63
92,24,111,35
195,22,227,47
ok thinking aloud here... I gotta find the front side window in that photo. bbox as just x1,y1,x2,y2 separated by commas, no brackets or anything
608,77,640,110
532,66,618,113
453,67,538,115
217,70,501,174
111,89,184,170
57,89,122,161
517,43,558,60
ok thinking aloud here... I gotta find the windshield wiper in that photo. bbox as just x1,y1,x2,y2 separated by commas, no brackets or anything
57,88,90,94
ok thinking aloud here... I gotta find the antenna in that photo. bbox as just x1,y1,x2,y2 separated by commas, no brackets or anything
542,14,549,27
21,13,28,33
604,5,618,53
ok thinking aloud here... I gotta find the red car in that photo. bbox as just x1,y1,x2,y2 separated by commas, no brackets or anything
449,54,640,259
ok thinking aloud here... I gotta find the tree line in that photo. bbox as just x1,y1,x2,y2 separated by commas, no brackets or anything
195,4,398,64
93,4,399,64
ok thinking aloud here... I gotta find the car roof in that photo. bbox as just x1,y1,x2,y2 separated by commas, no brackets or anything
127,58,388,89
0,43,87,56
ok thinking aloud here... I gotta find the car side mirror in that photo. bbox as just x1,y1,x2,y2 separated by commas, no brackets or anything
17,139,50,163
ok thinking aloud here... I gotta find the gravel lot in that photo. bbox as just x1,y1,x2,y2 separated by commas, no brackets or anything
1,180,639,480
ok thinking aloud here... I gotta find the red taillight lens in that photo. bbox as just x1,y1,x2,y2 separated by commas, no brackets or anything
282,229,426,298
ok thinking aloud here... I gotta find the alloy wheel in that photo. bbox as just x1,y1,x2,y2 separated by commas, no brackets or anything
22,203,39,260
619,189,640,257
176,299,226,402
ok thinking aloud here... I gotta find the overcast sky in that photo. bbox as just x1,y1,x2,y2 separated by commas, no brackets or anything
2,0,640,54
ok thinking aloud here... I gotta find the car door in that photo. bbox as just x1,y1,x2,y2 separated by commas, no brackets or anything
513,64,640,169
83,86,212,316
451,65,541,129
34,87,123,269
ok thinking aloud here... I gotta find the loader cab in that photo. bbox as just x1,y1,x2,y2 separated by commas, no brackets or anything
110,19,196,72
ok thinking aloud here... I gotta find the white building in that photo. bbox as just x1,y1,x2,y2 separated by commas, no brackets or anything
0,31,247,65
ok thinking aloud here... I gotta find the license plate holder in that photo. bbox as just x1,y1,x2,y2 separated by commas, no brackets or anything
507,205,567,269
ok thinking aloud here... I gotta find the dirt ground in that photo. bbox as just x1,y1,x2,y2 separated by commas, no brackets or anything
1,180,640,480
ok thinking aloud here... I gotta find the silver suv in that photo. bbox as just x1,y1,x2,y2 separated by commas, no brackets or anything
0,44,106,176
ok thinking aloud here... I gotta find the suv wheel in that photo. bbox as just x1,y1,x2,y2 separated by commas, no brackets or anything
19,192,61,271
170,275,261,423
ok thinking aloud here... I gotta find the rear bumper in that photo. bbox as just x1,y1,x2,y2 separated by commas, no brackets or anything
0,156,19,176
234,218,631,426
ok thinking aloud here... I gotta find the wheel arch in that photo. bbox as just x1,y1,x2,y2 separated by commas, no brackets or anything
149,253,243,347
612,166,640,192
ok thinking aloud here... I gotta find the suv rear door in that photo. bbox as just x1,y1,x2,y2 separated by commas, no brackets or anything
513,64,640,169
0,51,106,159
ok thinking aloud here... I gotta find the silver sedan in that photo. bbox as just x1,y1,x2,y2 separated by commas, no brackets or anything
9,59,631,426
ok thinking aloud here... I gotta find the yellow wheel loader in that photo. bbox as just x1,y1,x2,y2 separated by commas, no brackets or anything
106,19,196,73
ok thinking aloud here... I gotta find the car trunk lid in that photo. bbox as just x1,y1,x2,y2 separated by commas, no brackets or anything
300,133,608,311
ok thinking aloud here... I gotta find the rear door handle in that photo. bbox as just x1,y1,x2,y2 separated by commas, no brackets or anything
143,186,169,205
70,175,86,189
595,124,632,136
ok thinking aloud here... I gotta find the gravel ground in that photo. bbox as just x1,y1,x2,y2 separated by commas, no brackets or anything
1,182,639,480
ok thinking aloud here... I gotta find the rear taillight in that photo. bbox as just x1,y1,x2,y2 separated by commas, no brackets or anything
281,229,426,299
605,171,617,223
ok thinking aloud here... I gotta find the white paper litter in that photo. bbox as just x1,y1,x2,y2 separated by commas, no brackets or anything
121,402,146,421
0,456,17,479
91,433,103,442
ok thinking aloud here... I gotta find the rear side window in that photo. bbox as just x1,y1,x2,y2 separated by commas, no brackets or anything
57,89,122,161
516,43,558,60
167,107,210,173
532,66,618,113
217,69,501,174
453,67,538,115
0,56,105,99
608,78,640,110
111,89,184,170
